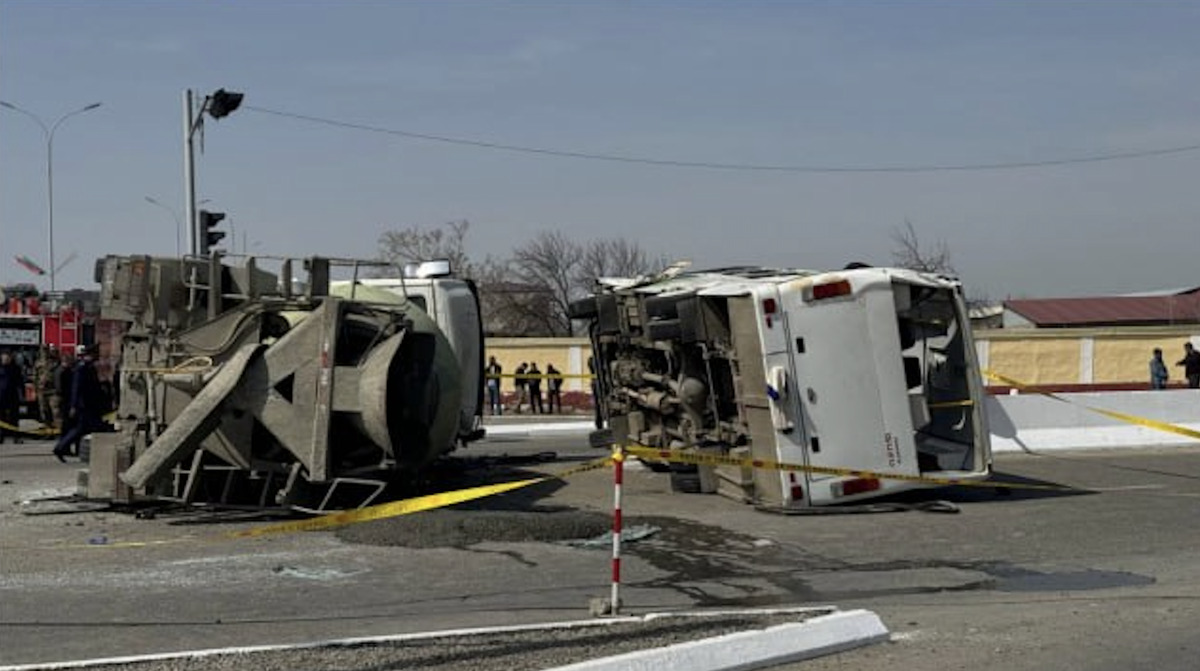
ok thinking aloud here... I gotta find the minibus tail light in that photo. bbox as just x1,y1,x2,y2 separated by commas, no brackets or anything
763,297,777,328
789,474,804,502
809,279,852,301
833,477,881,498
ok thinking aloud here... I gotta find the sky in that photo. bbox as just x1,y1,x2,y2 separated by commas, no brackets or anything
0,1,1197,299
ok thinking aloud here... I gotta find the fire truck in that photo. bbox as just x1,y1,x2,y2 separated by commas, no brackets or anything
0,283,97,421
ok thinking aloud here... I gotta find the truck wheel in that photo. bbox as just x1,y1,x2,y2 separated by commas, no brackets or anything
639,459,671,473
669,465,702,494
588,428,614,449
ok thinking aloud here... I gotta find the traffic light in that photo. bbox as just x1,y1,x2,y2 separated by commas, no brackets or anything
206,89,244,119
199,209,227,254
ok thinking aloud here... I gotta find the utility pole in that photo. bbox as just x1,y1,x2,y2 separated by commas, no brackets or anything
183,90,199,256
182,88,243,256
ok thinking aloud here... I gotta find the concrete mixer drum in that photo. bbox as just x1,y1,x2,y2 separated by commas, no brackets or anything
84,253,483,512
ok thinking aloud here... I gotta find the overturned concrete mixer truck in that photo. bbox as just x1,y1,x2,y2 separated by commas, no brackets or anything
84,254,484,512
570,264,992,509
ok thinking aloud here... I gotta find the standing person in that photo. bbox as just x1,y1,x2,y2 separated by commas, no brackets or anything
513,362,529,414
1149,348,1169,390
0,351,25,444
485,356,503,415
34,346,59,431
527,362,544,414
54,349,77,438
545,363,563,415
1176,342,1200,389
54,346,105,462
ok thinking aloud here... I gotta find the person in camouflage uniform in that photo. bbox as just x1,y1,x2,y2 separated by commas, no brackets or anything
34,346,60,431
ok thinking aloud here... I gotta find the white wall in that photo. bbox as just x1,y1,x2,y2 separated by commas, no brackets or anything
987,390,1200,452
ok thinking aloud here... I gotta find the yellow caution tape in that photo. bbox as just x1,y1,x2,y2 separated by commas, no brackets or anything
228,455,613,538
0,419,58,437
6,456,613,551
928,399,975,409
624,445,1075,492
0,537,199,553
984,370,1200,442
230,453,614,537
230,477,548,538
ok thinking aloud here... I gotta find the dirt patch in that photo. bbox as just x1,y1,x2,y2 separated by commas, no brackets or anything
336,508,616,548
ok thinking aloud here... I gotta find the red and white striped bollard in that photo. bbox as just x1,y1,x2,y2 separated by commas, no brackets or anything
610,444,624,615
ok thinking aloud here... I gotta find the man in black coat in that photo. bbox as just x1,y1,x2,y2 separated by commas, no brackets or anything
0,351,24,444
53,346,105,461
1177,342,1200,389
527,363,544,414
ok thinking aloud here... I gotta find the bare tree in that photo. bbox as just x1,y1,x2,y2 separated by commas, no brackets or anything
501,234,668,336
377,220,527,334
482,278,560,336
575,238,666,288
375,223,667,336
378,220,474,276
508,231,585,336
889,219,998,312
890,219,956,275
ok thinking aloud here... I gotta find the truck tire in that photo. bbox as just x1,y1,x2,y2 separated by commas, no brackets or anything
669,464,702,494
588,428,614,449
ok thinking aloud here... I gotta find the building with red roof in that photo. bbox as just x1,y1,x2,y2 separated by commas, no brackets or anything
1003,287,1200,329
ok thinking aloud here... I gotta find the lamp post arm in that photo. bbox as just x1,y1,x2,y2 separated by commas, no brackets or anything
0,101,101,291
48,103,102,139
0,101,50,137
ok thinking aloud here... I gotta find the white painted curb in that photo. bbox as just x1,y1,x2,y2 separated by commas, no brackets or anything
0,608,883,671
0,618,639,671
484,421,595,436
543,609,889,671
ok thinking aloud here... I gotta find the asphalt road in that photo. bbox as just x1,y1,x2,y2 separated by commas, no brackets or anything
2,430,1199,669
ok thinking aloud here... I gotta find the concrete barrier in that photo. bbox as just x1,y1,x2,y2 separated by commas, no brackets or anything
987,389,1200,453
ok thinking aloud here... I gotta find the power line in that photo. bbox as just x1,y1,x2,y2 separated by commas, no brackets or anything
244,105,1200,174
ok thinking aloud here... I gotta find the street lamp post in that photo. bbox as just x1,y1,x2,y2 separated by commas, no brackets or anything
144,196,183,257
0,100,102,291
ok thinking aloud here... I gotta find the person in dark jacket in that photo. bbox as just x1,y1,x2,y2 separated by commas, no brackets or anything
53,349,76,436
1176,342,1200,389
527,363,544,414
545,363,563,414
53,346,105,461
513,362,529,414
485,356,503,415
0,351,25,444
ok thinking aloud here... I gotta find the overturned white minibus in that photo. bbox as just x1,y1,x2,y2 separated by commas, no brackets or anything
570,265,992,507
